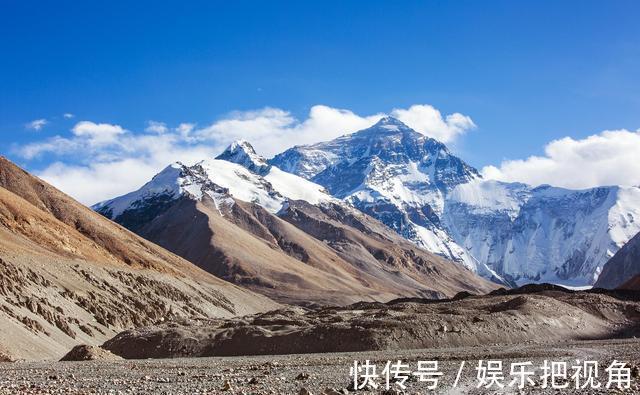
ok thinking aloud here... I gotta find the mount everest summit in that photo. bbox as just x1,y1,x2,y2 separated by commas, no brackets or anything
95,116,640,290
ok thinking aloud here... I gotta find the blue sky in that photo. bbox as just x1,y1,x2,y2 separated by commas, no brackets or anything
2,1,640,204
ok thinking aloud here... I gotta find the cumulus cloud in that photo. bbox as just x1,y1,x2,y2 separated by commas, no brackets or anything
17,107,636,205
63,113,75,119
145,120,168,134
16,119,223,204
194,104,472,156
72,121,125,144
482,129,640,189
18,121,127,160
18,136,81,160
193,105,382,156
38,144,215,205
26,119,48,131
391,104,476,143
176,122,196,140
14,104,476,204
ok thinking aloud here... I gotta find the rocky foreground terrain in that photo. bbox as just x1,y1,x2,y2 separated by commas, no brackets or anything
3,284,638,394
101,285,640,359
1,339,639,394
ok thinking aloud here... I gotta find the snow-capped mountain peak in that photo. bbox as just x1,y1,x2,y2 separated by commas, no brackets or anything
268,119,488,276
371,116,411,131
269,118,640,287
216,139,270,174
270,117,479,186
94,140,336,228
92,161,234,222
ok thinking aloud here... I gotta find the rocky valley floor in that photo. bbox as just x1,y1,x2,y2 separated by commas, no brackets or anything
1,339,639,394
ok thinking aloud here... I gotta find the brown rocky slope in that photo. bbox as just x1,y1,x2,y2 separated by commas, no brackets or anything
0,157,277,360
134,192,497,305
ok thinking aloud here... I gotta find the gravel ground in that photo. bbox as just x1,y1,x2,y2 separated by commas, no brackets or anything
1,339,639,394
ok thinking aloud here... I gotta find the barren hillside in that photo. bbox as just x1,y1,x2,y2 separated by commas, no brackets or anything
0,157,277,360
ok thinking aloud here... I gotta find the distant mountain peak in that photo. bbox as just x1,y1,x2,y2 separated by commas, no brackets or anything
374,116,408,129
216,139,270,174
226,139,257,154
270,117,478,182
362,116,413,133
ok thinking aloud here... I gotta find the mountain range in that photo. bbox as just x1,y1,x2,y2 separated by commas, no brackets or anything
96,117,640,291
2,116,640,361
270,117,640,286
94,140,496,305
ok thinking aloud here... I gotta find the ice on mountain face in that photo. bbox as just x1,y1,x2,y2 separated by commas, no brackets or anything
269,117,427,180
270,117,640,287
608,186,640,246
269,147,338,180
197,159,285,213
448,180,532,219
346,186,502,281
264,167,331,205
444,183,640,286
209,140,334,207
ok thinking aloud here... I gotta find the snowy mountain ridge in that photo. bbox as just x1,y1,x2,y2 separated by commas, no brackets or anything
445,180,640,285
94,143,336,227
270,117,640,286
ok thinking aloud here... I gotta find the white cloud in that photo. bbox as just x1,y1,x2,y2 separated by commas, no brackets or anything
194,105,378,156
26,119,48,131
72,121,125,144
15,104,476,205
482,129,640,189
391,104,476,143
63,113,75,119
194,104,471,156
20,129,218,204
18,121,127,160
17,107,638,205
176,122,195,135
18,136,81,160
38,144,215,205
145,120,168,134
